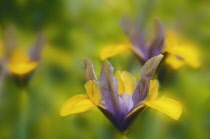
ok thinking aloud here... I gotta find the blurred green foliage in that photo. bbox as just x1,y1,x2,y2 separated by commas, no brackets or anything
0,0,210,139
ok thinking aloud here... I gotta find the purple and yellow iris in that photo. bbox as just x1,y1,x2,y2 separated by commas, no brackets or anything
100,18,200,69
60,55,182,132
100,18,165,64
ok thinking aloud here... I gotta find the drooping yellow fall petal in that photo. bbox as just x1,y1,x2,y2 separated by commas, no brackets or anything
164,31,180,52
165,54,185,69
8,62,38,75
115,71,136,95
10,50,29,63
164,31,201,69
145,97,182,120
100,44,130,60
8,50,38,75
146,80,159,101
60,94,96,116
84,80,102,105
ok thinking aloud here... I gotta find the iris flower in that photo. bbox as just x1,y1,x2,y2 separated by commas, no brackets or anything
60,55,182,132
100,18,165,64
100,18,200,69
6,33,45,85
8,50,38,76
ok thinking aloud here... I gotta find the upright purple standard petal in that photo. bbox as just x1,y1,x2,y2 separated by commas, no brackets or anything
100,60,121,118
121,17,148,61
148,19,165,59
84,59,98,81
29,32,45,62
132,55,163,106
121,17,166,64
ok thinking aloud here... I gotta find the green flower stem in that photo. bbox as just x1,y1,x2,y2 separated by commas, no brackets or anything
16,88,29,139
117,131,128,139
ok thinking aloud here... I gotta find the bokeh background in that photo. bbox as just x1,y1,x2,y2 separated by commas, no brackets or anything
0,0,210,139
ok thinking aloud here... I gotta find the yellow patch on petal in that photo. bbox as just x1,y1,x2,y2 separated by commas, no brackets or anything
84,80,102,105
8,50,37,75
145,97,182,120
165,54,185,69
115,71,136,95
146,80,159,101
164,31,201,69
60,94,96,116
100,44,130,60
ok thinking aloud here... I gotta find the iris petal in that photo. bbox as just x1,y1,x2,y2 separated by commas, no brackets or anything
165,54,185,69
60,94,96,116
146,80,159,101
84,59,98,81
145,97,182,120
84,80,102,105
115,71,136,95
100,44,130,60
8,61,37,75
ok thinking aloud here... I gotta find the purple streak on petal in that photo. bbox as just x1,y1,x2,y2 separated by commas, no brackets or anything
100,60,121,119
148,19,165,59
176,55,184,60
121,17,148,61
29,32,45,62
84,59,98,81
132,55,163,107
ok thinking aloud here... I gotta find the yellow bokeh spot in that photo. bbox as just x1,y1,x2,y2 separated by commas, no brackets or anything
84,80,102,105
60,94,96,116
8,50,37,76
145,97,182,120
115,71,136,95
100,44,130,60
165,31,201,69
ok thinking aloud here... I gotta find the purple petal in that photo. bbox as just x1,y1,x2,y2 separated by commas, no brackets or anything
148,19,165,59
132,55,163,107
84,59,98,81
121,17,148,61
29,32,45,61
118,93,134,118
100,60,121,118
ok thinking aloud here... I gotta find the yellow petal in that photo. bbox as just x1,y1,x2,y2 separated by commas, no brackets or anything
8,61,38,75
164,31,201,69
146,80,159,101
164,31,179,52
60,94,96,116
115,71,136,95
8,50,38,75
165,54,185,69
84,80,102,105
10,50,29,63
100,44,130,60
145,97,182,120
